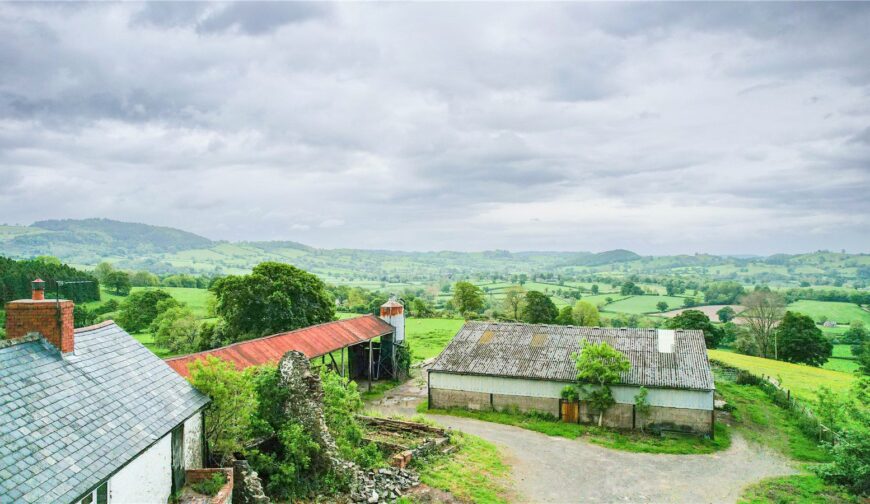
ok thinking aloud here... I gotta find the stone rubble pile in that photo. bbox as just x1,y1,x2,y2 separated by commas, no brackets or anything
350,467,421,503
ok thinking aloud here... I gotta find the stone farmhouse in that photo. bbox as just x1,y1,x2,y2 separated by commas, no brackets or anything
428,321,715,434
0,282,210,503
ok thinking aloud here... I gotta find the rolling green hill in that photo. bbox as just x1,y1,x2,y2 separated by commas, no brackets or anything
1,219,869,293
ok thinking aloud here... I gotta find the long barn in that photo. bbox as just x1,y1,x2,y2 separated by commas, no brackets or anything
428,321,715,434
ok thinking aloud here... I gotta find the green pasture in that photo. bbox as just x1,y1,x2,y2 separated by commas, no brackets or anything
405,317,464,363
787,300,870,325
601,295,687,315
708,349,856,400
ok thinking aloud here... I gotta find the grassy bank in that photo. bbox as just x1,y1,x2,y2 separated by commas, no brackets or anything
739,475,859,504
421,403,730,455
411,431,511,504
405,318,463,363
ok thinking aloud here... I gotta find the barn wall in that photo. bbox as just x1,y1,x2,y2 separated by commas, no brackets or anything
429,372,713,410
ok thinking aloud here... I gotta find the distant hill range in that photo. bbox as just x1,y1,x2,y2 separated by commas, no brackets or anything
0,219,867,287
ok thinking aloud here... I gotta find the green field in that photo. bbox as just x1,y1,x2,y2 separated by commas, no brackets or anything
787,300,870,325
405,317,464,363
601,295,686,315
708,350,856,400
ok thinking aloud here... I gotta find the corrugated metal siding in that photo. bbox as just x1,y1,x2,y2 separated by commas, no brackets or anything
430,322,714,390
165,315,394,378
430,372,713,410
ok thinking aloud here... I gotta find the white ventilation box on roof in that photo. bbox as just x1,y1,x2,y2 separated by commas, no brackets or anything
657,329,675,353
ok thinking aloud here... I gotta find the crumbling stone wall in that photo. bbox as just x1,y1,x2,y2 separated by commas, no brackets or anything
232,459,270,504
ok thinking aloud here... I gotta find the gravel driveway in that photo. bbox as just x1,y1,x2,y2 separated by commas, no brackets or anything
429,415,798,504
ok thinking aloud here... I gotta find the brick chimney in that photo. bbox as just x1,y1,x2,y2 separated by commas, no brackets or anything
4,279,75,353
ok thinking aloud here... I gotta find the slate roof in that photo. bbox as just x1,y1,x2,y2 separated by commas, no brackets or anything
430,321,714,391
0,321,210,503
165,315,394,378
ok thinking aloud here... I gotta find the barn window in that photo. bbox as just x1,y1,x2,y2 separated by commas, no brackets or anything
530,333,548,347
478,330,494,344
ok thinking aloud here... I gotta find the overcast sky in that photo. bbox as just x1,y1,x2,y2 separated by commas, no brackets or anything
1,2,869,255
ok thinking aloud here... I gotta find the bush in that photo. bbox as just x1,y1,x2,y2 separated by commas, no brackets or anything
815,428,870,496
191,473,226,496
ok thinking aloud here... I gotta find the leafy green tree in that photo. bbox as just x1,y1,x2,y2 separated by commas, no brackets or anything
188,357,258,465
777,311,832,366
501,286,526,320
590,284,599,295
634,387,651,433
130,271,160,287
151,306,199,354
701,281,745,304
573,340,631,426
103,270,131,295
858,340,870,376
620,281,644,296
664,309,724,348
555,306,575,325
656,301,669,312
452,281,484,314
572,301,601,326
211,262,334,339
716,306,736,323
843,320,867,352
521,291,558,324
93,261,114,282
117,289,177,332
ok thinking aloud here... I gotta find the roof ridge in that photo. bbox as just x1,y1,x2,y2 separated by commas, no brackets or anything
74,320,117,333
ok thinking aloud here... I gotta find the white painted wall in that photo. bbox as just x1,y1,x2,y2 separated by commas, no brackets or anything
110,434,172,504
380,311,404,344
183,411,203,470
430,372,713,411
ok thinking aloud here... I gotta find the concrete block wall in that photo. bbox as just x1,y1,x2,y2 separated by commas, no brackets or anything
492,394,559,417
430,388,492,411
640,405,712,434
579,401,634,429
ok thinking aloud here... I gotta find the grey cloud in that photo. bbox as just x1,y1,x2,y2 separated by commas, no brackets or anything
0,2,868,254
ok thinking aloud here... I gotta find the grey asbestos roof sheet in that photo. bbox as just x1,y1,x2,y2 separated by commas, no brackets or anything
430,321,714,391
0,322,210,503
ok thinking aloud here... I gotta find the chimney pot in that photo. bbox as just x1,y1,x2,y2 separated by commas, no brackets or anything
31,278,45,301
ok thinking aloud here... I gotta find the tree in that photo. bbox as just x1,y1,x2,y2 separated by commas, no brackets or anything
590,284,599,295
211,262,335,339
843,320,868,350
741,291,786,359
702,281,745,304
664,309,724,349
777,311,832,366
188,357,258,465
858,340,870,376
93,261,114,282
452,281,484,314
152,306,199,354
716,306,736,323
521,291,558,324
620,281,644,296
573,340,631,426
634,387,651,433
130,271,160,287
656,301,669,312
572,301,601,326
502,286,526,321
103,270,131,296
116,289,177,332
555,306,575,325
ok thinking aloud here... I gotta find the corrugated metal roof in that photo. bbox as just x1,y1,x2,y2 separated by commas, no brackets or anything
165,315,394,378
0,322,209,503
430,321,714,391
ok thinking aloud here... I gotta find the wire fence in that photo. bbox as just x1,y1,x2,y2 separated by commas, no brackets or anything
711,359,839,445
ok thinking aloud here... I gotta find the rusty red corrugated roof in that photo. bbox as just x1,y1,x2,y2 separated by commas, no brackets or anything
164,314,394,378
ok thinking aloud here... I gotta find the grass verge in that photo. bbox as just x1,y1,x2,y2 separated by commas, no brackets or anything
421,403,730,455
739,475,859,504
411,431,511,504
715,379,830,462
